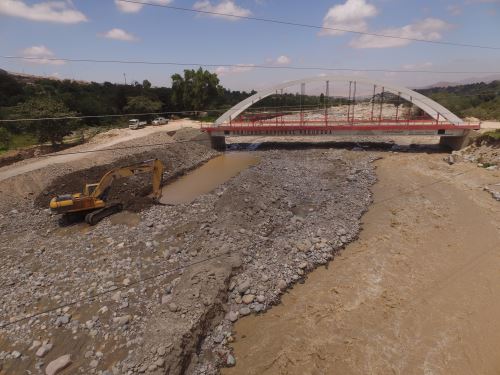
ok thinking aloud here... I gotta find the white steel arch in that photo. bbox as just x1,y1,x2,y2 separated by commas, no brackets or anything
215,76,464,126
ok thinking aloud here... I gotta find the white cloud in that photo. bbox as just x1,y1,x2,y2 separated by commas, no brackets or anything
275,55,291,65
215,64,255,76
403,62,433,70
115,0,172,13
100,28,138,42
320,0,377,36
193,0,252,20
350,18,452,48
266,55,292,65
447,4,462,16
0,0,87,23
21,45,65,65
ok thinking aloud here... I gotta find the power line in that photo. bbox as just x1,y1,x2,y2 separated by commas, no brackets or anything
0,109,231,123
118,0,500,51
0,105,341,123
0,253,228,329
3,55,500,75
1,90,497,124
0,164,479,330
16,138,211,159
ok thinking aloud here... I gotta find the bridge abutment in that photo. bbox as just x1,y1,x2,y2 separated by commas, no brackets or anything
210,135,226,151
439,130,473,150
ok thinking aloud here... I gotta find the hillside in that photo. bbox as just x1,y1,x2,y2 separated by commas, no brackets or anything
418,80,500,121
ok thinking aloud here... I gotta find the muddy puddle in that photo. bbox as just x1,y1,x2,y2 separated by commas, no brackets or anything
160,152,260,205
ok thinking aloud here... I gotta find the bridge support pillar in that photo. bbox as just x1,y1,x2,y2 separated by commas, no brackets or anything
439,130,473,151
210,135,226,151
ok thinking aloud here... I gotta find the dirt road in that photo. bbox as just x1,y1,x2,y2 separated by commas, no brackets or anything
478,121,500,131
223,152,500,375
0,119,201,182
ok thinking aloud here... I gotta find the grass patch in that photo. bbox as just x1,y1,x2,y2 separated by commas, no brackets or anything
0,133,38,155
474,129,500,146
9,133,38,149
185,115,218,123
483,130,500,140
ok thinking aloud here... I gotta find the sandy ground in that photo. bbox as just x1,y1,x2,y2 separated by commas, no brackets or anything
477,121,500,131
223,152,500,375
0,119,201,182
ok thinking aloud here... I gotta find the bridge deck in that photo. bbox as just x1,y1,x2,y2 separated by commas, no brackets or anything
203,119,480,137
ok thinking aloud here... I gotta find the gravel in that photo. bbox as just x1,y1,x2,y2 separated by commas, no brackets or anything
0,143,376,375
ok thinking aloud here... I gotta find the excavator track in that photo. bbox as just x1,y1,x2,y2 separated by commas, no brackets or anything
84,203,123,226
59,212,86,226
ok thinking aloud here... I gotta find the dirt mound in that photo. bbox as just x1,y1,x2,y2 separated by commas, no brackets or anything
0,128,213,212
447,134,499,167
35,142,218,211
34,154,157,212
0,142,82,168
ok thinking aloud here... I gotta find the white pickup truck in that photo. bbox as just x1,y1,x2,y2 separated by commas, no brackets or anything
128,119,147,130
152,117,168,126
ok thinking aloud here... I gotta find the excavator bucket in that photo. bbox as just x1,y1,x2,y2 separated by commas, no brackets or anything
152,158,164,201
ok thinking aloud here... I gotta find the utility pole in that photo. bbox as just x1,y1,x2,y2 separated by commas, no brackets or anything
123,73,127,85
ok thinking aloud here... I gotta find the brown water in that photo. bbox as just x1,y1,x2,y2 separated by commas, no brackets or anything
160,153,260,205
223,153,500,375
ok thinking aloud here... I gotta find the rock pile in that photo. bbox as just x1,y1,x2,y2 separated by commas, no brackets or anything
0,148,376,375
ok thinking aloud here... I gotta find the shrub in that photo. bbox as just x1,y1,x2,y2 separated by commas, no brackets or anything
0,127,11,150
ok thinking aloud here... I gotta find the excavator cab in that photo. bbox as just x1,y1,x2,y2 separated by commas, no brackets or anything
50,159,164,226
83,183,99,196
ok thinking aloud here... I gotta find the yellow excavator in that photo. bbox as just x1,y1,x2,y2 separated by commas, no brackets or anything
50,159,164,225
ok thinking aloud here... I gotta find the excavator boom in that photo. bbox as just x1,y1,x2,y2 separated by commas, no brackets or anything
91,159,164,201
50,159,165,225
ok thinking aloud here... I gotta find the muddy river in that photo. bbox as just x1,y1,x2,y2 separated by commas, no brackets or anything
160,152,260,205
222,153,500,375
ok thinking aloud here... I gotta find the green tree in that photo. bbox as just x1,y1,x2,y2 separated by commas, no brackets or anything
0,127,11,150
10,97,79,147
115,87,128,112
171,68,222,111
0,70,24,107
142,80,152,90
124,95,163,114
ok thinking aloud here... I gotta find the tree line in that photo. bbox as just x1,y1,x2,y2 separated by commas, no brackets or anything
418,81,500,121
1,67,498,150
0,68,253,149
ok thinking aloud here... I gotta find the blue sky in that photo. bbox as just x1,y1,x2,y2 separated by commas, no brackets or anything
1,0,499,91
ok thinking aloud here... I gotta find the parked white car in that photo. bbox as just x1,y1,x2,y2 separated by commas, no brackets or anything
152,117,168,126
128,119,147,130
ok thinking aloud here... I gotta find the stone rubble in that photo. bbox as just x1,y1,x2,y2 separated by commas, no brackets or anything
0,146,376,375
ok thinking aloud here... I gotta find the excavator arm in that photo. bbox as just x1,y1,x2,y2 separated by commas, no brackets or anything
91,159,165,201
50,159,165,225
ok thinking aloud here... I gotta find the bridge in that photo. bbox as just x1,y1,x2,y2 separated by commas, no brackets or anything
202,76,480,150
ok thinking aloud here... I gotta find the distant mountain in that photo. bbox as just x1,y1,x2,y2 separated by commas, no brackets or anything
3,69,92,85
421,75,500,89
